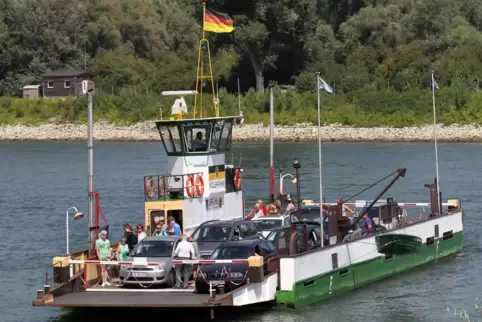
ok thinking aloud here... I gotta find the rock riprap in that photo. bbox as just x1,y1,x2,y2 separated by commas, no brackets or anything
1,122,482,142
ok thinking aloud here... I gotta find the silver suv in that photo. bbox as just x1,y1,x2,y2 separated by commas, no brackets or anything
119,236,181,287
251,213,299,237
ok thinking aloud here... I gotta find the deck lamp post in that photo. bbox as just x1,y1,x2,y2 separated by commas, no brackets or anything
280,173,297,195
66,207,84,277
292,158,302,222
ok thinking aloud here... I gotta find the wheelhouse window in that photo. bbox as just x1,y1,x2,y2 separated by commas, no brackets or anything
182,123,212,152
211,119,233,152
156,124,181,154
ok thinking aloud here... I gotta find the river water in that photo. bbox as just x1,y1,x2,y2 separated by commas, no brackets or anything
1,141,480,322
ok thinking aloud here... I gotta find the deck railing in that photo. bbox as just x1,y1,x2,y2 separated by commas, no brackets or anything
144,172,204,201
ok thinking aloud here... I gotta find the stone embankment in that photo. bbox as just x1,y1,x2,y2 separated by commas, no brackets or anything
1,122,482,142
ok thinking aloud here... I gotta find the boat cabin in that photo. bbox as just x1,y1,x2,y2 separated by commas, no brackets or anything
142,91,244,236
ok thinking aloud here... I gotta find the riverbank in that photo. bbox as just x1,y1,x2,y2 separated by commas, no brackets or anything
1,122,482,142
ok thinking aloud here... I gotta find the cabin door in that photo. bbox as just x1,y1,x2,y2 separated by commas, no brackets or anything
167,209,183,233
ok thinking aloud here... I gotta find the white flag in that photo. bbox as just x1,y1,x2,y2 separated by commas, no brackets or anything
319,77,334,93
432,74,440,90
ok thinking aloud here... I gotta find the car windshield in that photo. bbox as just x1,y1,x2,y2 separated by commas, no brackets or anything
299,210,326,224
211,246,254,259
266,231,278,242
252,219,283,231
131,240,174,257
192,226,231,242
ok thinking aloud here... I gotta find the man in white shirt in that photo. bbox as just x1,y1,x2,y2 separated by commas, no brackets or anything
173,234,195,288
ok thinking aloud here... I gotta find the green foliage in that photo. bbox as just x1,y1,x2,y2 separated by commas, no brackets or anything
1,0,482,126
3,86,482,127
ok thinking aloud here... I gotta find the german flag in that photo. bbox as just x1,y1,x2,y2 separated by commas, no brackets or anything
204,8,234,33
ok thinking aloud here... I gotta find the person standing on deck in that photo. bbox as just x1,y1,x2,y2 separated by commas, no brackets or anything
136,224,147,242
96,230,111,287
173,234,195,288
168,216,181,236
275,200,282,213
123,223,138,252
188,236,200,280
247,203,264,219
285,198,295,211
152,223,168,236
116,236,130,261
362,213,373,236
338,199,355,224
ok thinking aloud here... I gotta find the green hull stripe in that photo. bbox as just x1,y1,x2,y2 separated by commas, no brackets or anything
276,231,464,308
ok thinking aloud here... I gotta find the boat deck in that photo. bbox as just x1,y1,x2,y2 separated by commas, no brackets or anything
46,285,211,307
33,279,236,308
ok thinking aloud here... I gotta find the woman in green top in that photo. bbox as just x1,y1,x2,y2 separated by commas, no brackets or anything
116,236,130,261
95,230,111,287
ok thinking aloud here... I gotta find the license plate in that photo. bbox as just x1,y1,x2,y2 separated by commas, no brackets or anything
210,281,224,286
133,272,148,277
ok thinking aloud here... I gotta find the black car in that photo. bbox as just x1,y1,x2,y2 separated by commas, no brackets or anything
266,223,323,253
194,239,276,294
191,219,262,259
287,206,329,239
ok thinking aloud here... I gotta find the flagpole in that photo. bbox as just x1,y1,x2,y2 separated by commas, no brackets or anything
202,1,206,40
431,70,441,215
317,72,324,247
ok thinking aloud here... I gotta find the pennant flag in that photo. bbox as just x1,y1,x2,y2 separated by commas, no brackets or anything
204,8,234,33
319,77,334,93
432,74,440,90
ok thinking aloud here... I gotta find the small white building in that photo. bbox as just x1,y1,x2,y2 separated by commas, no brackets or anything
22,85,41,99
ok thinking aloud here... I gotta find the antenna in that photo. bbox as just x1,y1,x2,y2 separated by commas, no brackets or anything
431,71,441,215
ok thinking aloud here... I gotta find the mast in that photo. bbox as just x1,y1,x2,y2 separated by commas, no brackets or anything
316,72,324,247
431,71,441,215
87,89,95,255
269,86,274,202
193,1,218,119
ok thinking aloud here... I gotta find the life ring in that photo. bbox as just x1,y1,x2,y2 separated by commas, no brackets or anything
195,175,204,197
185,175,195,198
158,176,165,198
233,168,242,191
145,177,155,199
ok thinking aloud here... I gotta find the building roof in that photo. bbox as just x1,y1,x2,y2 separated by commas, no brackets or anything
23,85,41,89
41,71,93,78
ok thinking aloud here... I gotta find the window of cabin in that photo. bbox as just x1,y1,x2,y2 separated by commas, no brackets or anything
47,81,54,88
182,124,212,153
64,80,71,88
211,120,233,152
156,124,181,154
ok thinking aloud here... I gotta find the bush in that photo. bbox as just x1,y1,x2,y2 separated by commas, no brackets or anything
1,86,481,126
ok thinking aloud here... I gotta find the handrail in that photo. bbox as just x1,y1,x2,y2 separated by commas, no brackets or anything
144,172,204,201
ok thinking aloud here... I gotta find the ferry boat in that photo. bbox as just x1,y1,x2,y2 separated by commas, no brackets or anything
31,2,464,318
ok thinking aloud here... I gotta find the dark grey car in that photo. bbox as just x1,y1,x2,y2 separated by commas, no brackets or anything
119,236,181,287
191,220,261,259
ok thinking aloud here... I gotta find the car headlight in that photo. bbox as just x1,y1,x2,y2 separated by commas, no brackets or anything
156,262,167,270
230,272,243,278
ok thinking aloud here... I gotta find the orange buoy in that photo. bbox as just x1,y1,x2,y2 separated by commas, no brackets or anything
145,177,155,199
195,175,205,197
233,168,242,191
185,175,195,198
